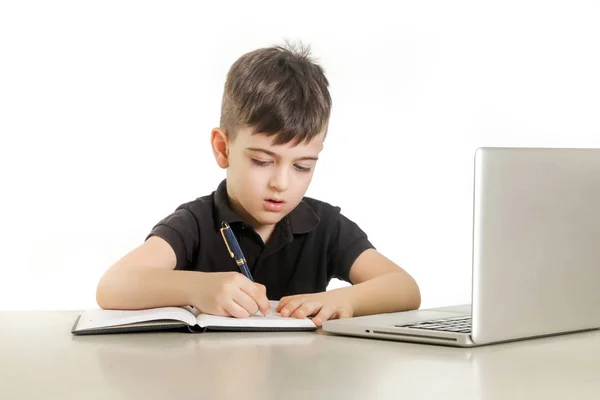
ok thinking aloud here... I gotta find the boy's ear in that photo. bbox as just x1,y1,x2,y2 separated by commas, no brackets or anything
211,128,229,169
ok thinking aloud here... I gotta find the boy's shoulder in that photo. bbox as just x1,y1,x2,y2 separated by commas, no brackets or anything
168,192,215,219
175,192,215,210
156,192,219,232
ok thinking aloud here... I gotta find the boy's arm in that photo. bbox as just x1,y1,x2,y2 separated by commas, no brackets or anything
96,236,270,317
96,236,191,310
346,249,421,315
277,249,420,326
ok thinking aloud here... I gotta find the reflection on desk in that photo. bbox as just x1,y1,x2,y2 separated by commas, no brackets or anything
89,332,319,399
0,310,599,400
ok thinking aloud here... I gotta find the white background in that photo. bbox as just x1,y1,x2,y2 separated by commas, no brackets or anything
1,1,599,310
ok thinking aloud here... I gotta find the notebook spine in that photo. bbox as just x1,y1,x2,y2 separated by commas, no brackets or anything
72,323,192,335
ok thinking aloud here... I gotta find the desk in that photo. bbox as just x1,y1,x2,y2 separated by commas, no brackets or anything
1,311,599,399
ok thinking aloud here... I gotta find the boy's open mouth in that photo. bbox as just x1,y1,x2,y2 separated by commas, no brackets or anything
264,198,286,212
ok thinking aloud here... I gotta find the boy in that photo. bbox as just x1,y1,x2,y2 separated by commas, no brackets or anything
96,43,420,327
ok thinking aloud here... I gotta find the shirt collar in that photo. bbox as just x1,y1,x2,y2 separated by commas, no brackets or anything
286,200,320,234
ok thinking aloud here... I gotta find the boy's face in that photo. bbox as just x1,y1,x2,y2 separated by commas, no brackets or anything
215,126,325,231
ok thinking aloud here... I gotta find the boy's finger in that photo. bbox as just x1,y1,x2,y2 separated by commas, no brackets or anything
241,284,270,316
252,283,270,315
276,295,296,311
312,307,336,327
256,295,271,316
293,300,321,318
225,300,251,319
279,298,305,317
256,283,267,294
233,290,260,316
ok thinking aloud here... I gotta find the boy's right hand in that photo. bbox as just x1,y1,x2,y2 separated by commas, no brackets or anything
189,271,270,318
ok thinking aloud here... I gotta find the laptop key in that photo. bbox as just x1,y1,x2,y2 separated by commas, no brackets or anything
397,316,472,333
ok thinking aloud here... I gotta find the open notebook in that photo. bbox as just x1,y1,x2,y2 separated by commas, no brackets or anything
72,301,317,335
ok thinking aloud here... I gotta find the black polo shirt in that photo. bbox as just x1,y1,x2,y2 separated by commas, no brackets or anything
147,180,374,300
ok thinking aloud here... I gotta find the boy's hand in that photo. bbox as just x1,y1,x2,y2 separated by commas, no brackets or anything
190,271,270,318
276,291,353,327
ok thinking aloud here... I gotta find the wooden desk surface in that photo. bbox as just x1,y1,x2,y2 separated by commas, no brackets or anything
1,310,599,400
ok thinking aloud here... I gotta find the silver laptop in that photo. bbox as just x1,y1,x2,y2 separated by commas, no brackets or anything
323,147,600,347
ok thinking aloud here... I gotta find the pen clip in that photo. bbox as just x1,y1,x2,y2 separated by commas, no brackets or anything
220,227,235,258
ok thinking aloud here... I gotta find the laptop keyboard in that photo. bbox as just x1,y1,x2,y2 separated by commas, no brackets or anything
397,316,472,333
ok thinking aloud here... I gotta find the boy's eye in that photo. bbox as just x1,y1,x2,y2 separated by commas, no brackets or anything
294,164,312,173
251,158,272,167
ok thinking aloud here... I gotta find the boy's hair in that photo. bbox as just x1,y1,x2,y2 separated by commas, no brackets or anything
220,42,332,145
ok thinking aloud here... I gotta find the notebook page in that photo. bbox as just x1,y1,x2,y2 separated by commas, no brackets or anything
75,307,198,331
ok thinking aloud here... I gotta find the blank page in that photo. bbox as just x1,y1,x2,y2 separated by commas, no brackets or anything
75,307,197,331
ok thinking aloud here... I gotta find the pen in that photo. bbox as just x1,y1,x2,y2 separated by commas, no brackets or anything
220,221,254,281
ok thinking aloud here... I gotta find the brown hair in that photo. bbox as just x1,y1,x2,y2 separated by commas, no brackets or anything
220,42,332,145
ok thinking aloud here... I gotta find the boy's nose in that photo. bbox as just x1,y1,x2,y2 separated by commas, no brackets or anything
269,169,289,192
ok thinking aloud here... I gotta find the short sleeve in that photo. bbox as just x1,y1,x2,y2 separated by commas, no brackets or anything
327,212,375,283
146,207,200,270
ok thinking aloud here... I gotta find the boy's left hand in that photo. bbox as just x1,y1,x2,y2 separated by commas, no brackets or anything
276,291,353,327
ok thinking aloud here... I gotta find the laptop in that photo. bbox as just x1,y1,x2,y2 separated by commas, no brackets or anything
323,147,600,347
